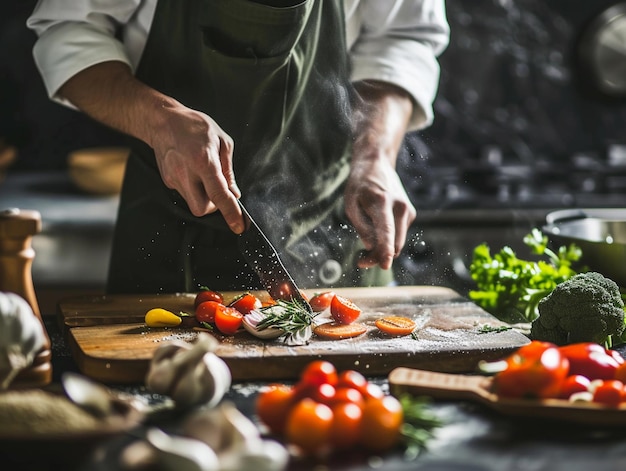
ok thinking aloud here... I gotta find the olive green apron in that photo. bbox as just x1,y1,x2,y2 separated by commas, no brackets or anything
106,0,391,294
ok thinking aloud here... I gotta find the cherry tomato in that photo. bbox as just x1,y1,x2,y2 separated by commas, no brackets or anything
256,384,296,435
297,383,336,405
285,398,334,455
330,402,363,450
309,291,336,312
194,288,224,308
330,387,365,409
494,341,569,399
362,382,385,400
559,375,591,399
559,343,623,380
337,369,369,395
195,300,223,324
299,360,338,388
592,379,626,407
229,292,262,315
359,395,404,452
330,295,361,325
214,305,244,335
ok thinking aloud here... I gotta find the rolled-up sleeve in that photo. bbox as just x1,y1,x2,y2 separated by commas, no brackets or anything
27,0,144,106
349,0,450,130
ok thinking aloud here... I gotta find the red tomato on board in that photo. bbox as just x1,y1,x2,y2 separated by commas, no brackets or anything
194,288,224,308
309,291,336,312
214,305,244,335
229,292,262,315
195,300,223,324
330,295,361,325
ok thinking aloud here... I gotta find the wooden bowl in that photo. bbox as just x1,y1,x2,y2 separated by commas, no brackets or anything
68,147,130,195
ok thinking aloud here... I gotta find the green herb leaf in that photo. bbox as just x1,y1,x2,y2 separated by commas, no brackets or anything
477,324,513,334
398,394,443,459
256,300,318,336
468,229,582,323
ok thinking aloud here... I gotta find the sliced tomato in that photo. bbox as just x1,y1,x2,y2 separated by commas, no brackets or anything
309,291,336,312
375,316,416,336
194,288,224,308
314,322,367,340
214,305,244,335
229,292,262,315
330,295,361,324
195,300,223,324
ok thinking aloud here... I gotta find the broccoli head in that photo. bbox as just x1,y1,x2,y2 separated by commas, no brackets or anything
530,271,625,347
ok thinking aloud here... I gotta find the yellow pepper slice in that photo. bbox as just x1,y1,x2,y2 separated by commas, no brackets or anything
145,308,182,327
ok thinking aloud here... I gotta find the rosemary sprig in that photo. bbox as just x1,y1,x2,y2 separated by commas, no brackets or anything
477,324,513,334
398,394,443,459
256,299,317,335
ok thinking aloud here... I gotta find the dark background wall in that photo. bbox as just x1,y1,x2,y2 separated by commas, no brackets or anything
3,1,626,172
421,0,626,166
0,1,129,172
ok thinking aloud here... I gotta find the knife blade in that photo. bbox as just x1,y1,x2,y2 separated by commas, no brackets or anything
237,200,313,313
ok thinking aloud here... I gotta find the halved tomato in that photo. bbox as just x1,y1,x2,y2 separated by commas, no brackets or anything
229,292,262,315
215,305,244,335
330,295,361,324
309,291,336,312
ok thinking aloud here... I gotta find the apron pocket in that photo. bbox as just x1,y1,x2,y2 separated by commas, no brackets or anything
198,0,313,59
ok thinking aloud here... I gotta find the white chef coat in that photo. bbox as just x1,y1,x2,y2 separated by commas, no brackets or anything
27,0,449,130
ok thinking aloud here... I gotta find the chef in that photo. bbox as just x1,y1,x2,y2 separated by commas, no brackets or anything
27,0,449,294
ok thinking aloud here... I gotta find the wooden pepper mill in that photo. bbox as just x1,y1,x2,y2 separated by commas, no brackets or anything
0,208,52,387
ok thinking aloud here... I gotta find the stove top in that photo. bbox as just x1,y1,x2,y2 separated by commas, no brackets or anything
404,146,626,212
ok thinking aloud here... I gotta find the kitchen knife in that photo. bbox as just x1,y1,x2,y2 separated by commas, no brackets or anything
237,200,312,313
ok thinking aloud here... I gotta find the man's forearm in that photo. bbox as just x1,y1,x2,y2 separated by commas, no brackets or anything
351,80,414,165
58,60,174,149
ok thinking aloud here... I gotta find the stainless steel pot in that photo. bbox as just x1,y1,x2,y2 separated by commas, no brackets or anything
543,208,626,287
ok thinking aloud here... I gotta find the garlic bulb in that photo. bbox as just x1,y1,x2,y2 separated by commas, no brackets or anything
146,333,231,408
181,402,289,471
122,403,288,471
0,292,46,389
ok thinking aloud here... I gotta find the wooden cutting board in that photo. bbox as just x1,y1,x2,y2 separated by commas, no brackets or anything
57,286,530,384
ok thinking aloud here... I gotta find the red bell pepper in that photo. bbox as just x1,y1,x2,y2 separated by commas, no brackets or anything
494,341,570,399
558,343,624,381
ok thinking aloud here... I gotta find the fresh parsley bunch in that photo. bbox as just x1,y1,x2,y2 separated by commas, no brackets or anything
468,228,582,323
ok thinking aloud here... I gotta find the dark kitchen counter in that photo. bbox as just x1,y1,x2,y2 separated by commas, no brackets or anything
11,316,626,471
